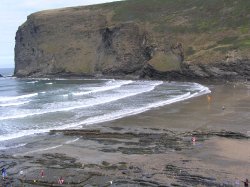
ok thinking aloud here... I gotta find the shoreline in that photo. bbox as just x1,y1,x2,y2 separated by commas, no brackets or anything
0,82,249,186
11,74,250,84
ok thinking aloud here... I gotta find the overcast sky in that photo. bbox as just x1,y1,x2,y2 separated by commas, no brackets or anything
0,0,122,68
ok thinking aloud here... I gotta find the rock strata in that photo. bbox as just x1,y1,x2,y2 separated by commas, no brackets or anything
2,128,247,186
142,59,250,81
15,0,250,80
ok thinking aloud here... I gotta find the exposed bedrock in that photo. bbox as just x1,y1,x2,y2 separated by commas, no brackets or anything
14,0,250,80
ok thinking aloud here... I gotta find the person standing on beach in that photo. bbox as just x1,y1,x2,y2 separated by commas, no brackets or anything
243,179,249,187
1,168,7,179
40,169,44,178
58,176,64,184
234,178,240,186
207,95,211,103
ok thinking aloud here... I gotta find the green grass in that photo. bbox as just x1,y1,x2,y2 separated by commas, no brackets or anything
240,26,249,34
238,38,250,48
33,0,250,66
186,47,195,56
213,36,250,53
214,46,236,53
217,36,239,45
148,52,181,72
111,0,250,33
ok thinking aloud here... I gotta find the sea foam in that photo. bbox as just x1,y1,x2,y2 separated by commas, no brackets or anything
0,80,210,142
0,81,162,120
0,93,38,102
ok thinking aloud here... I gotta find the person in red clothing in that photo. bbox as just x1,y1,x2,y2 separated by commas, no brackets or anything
58,176,64,184
40,169,44,178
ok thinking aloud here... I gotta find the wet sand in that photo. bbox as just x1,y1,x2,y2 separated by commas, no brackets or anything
1,82,249,186
103,82,250,132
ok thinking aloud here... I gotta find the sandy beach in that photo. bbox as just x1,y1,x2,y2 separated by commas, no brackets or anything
1,82,249,186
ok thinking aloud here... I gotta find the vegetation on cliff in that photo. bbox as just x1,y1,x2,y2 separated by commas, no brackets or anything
110,0,250,64
15,0,250,79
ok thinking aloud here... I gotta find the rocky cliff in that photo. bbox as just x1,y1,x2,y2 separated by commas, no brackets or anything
15,0,250,80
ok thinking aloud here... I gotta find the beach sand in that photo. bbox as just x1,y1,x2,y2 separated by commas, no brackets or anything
1,82,249,186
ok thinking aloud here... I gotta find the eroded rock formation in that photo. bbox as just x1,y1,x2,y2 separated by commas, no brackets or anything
15,0,250,80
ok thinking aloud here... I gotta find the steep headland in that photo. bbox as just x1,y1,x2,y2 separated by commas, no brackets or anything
15,0,250,80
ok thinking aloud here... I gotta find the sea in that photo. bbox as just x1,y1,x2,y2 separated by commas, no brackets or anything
0,68,210,151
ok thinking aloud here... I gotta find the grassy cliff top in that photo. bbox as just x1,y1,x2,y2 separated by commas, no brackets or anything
28,0,250,64
112,0,250,32
32,0,250,32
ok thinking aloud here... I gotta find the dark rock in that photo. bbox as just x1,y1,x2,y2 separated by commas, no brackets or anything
129,165,134,170
164,164,222,186
14,1,250,81
121,170,128,174
142,60,250,81
142,173,153,178
14,1,250,80
101,161,110,166
0,74,3,77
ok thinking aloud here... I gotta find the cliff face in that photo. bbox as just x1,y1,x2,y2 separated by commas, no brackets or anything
15,0,250,80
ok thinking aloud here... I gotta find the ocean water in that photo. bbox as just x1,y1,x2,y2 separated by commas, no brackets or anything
0,68,210,149
0,68,13,77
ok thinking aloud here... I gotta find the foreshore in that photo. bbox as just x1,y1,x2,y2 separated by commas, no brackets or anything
1,82,249,186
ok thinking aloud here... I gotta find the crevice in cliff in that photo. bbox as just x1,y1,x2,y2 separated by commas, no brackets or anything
100,27,119,51
142,46,154,61
170,42,184,62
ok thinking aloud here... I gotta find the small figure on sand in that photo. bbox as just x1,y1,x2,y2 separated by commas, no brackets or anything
1,168,7,179
234,177,240,186
222,106,225,110
19,170,24,175
191,136,196,145
58,176,64,184
243,179,249,187
40,169,44,178
207,95,211,103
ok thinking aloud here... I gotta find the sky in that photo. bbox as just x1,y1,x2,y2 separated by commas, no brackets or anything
0,0,122,68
